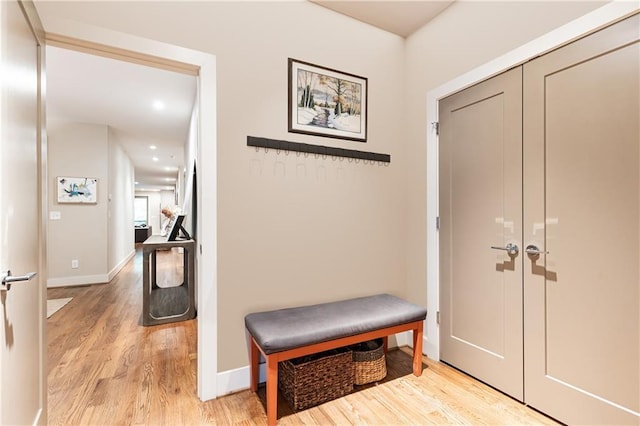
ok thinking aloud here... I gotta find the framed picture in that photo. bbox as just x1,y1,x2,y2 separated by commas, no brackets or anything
288,58,367,142
56,176,97,204
167,214,191,241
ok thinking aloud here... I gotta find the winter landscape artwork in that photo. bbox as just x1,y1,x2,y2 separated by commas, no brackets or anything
57,176,97,203
288,58,367,142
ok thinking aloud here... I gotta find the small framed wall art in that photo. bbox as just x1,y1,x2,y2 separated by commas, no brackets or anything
288,58,367,142
56,176,98,204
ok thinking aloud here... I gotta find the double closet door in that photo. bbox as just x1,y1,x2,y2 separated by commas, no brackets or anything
439,14,639,425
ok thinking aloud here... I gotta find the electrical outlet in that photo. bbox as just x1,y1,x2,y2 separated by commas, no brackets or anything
71,259,79,269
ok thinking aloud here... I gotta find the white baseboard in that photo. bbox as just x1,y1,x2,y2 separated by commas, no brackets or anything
47,250,135,288
108,249,135,281
217,363,266,397
216,332,415,397
47,274,109,287
425,334,439,361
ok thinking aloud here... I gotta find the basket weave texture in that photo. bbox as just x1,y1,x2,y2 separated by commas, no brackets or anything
350,339,387,385
278,347,353,411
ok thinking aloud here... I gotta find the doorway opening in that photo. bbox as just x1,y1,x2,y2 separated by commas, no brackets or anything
43,32,218,402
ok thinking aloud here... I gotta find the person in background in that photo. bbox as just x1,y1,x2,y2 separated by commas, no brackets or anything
160,207,175,236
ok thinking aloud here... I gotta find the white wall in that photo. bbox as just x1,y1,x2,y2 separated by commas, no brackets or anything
107,129,135,275
160,190,175,211
181,101,199,235
47,122,109,285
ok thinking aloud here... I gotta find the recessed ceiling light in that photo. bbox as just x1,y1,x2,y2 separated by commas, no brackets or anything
152,157,159,162
164,166,178,171
149,145,157,150
135,181,139,185
153,101,165,110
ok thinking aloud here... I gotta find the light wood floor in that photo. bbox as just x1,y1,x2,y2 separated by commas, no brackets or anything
47,247,558,425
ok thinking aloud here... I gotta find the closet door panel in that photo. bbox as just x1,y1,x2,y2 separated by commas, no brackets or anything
439,66,524,401
523,13,639,425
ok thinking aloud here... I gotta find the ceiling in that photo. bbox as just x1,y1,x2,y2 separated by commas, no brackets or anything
311,0,454,38
45,1,452,192
46,45,197,192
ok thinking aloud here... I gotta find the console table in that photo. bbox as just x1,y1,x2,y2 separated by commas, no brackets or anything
141,235,196,326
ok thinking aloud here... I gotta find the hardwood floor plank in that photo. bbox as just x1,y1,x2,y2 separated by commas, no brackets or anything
47,246,558,425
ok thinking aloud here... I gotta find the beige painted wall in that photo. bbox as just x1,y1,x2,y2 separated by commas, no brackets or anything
35,1,407,371
48,122,137,285
47,122,109,281
403,1,608,305
36,1,613,373
107,129,135,272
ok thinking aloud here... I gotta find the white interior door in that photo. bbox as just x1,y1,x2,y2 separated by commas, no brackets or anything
523,13,639,424
0,1,46,424
439,66,524,401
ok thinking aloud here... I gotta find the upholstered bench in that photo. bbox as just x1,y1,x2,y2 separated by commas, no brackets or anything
245,293,428,425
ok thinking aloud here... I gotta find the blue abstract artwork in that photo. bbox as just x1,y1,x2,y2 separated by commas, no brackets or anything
57,177,97,203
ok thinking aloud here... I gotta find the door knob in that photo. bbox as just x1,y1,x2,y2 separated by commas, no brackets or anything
490,243,519,256
525,245,548,256
1,270,37,292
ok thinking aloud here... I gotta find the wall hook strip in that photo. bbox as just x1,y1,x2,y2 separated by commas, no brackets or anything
247,136,391,163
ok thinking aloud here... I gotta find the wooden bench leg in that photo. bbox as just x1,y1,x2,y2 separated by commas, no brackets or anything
249,337,259,392
382,335,388,353
412,321,424,376
266,355,278,426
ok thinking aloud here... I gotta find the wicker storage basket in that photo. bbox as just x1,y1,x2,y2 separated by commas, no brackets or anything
278,347,353,411
350,339,387,385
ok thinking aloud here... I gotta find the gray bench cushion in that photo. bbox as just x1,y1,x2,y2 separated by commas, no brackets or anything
245,293,427,355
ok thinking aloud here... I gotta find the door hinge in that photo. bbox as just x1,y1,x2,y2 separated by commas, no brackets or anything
432,121,439,135
436,311,440,325
436,216,440,230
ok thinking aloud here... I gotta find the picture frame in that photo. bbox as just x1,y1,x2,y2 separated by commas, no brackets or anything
56,176,97,204
288,58,368,142
167,214,191,241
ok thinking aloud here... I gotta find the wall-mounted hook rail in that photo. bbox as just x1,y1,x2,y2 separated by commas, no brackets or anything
247,136,391,163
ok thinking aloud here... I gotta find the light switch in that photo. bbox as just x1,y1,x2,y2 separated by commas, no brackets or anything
50,211,61,220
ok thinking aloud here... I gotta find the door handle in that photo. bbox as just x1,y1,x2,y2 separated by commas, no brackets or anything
525,245,548,256
1,270,37,292
491,243,519,256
